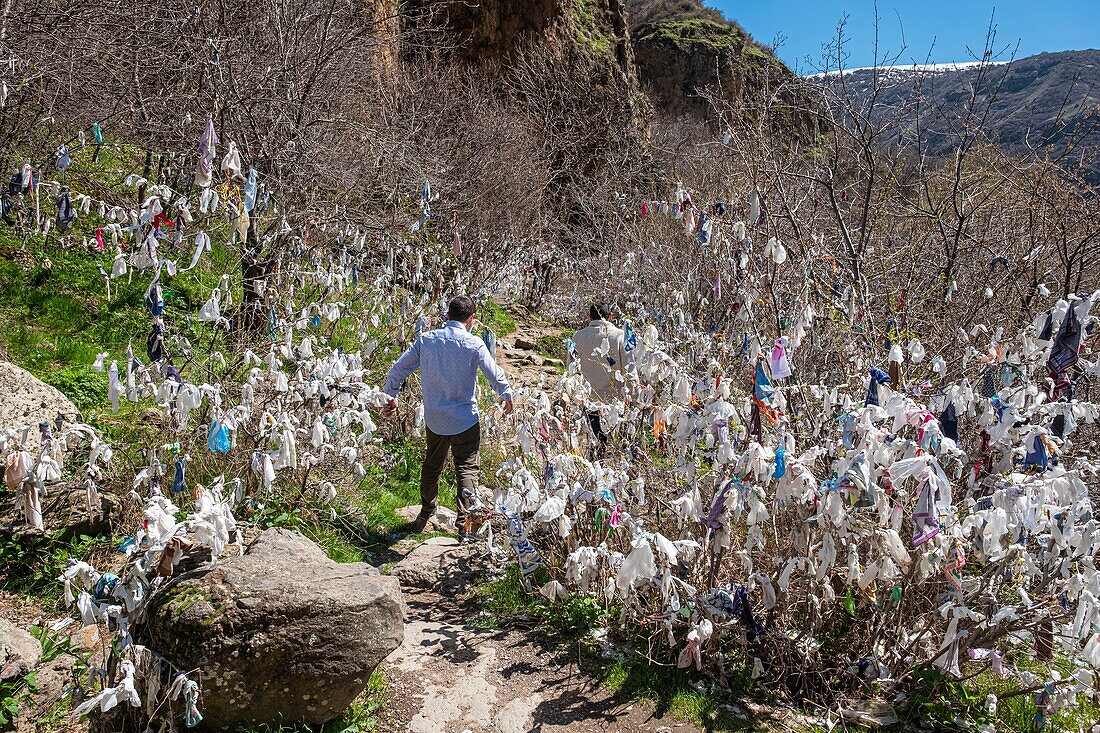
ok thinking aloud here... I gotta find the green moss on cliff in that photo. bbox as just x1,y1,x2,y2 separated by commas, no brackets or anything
637,18,745,53
637,17,793,84
573,0,616,58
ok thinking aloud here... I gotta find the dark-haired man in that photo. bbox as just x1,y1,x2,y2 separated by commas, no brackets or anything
382,296,513,538
572,300,627,458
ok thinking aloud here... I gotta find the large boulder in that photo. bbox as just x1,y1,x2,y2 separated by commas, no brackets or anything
0,361,78,431
0,362,121,539
137,528,404,731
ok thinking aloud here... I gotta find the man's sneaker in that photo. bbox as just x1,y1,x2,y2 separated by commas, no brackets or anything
456,527,474,544
410,511,433,533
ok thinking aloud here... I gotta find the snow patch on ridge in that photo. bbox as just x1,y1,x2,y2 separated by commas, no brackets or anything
804,60,1009,79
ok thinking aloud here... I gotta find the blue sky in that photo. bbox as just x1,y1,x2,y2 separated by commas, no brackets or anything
708,1,1100,73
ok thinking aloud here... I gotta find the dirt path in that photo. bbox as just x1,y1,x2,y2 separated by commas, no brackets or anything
374,306,771,733
492,304,569,391
378,589,703,733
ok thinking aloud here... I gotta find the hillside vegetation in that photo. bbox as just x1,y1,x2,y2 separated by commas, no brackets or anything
1,2,1099,733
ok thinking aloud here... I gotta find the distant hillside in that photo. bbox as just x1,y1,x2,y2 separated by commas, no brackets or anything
810,50,1100,184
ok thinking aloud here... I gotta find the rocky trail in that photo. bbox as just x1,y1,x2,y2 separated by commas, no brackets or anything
376,312,703,733
489,307,568,391
380,536,706,733
380,597,701,733
376,525,811,733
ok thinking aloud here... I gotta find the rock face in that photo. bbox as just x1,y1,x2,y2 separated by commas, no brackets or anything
389,536,491,593
0,361,78,431
632,17,822,140
0,620,77,733
0,363,120,538
0,619,41,682
0,483,123,538
395,504,458,533
404,0,636,79
138,528,404,731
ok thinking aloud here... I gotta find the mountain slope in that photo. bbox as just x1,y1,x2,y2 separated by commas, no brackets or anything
811,50,1100,183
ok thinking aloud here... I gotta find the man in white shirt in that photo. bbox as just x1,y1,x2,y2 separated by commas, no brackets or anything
572,300,627,458
383,296,513,538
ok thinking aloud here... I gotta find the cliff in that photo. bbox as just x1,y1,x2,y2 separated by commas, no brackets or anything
402,0,637,84
392,0,822,144
631,16,822,140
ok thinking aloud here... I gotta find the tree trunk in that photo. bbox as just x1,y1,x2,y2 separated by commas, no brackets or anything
238,216,275,334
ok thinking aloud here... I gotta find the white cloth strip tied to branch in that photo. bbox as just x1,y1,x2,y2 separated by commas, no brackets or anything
480,283,1100,720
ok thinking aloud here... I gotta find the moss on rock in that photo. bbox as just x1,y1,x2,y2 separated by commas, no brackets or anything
637,18,746,53
161,583,216,625
573,0,617,57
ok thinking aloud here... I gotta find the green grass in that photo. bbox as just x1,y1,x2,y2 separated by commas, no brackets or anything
534,334,567,362
470,563,614,634
300,525,365,563
338,470,452,563
0,245,149,371
0,530,116,603
597,659,754,731
477,300,517,338
903,659,1100,733
468,563,540,620
358,439,453,519
0,136,242,395
42,366,108,411
0,185,239,412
